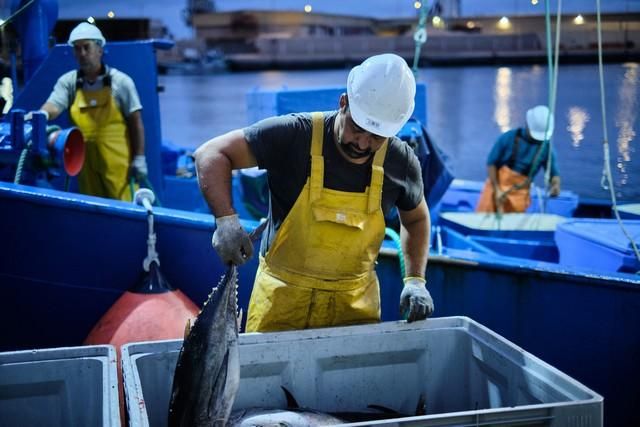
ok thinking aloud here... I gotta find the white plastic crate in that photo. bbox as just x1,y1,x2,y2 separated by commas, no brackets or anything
123,317,602,427
0,345,120,427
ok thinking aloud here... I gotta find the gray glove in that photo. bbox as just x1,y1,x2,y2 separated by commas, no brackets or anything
212,214,253,265
399,277,434,322
24,110,49,121
131,155,148,180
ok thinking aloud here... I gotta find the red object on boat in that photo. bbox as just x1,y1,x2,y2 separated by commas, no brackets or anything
84,262,200,423
83,289,199,347
84,262,200,347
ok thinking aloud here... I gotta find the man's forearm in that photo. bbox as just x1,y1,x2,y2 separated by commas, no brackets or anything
399,199,430,278
40,102,62,121
488,165,499,189
127,111,145,156
195,147,234,217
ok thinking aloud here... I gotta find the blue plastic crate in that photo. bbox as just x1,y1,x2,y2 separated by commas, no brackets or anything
555,218,640,273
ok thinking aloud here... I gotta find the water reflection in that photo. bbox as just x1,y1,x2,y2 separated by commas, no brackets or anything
493,67,512,132
567,107,589,148
615,63,638,182
159,63,639,200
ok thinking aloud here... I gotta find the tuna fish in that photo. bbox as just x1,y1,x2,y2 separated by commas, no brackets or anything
168,264,240,427
167,218,421,426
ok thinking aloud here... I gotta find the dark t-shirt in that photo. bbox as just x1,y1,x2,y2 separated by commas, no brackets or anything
243,111,424,253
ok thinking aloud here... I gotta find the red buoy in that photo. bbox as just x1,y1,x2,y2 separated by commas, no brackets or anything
84,262,200,423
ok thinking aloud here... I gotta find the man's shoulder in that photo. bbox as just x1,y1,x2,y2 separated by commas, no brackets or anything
503,128,521,139
57,69,77,84
107,67,135,85
386,135,414,159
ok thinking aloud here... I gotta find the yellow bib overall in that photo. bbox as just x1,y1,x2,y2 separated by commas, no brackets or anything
70,85,132,200
246,112,388,332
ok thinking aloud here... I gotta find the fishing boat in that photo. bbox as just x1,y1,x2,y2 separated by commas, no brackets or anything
1,1,639,426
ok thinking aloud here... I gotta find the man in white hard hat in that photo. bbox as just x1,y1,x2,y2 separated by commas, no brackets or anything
195,53,433,332
476,105,561,213
35,22,146,200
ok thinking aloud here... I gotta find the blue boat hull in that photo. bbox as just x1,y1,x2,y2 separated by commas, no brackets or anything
1,181,638,426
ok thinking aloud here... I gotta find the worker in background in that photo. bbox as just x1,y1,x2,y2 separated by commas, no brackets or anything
195,53,433,332
476,105,561,213
32,22,146,200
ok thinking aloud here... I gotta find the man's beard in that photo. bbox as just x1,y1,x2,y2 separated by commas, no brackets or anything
338,137,371,159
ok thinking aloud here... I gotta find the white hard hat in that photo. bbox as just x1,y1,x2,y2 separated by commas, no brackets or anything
68,22,106,47
347,53,416,138
526,105,554,141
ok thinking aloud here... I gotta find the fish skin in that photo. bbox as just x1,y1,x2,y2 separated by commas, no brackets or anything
229,408,345,426
168,264,240,427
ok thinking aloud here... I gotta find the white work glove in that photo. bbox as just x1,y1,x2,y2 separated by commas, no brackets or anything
24,110,49,121
399,277,434,322
212,214,253,265
131,155,148,180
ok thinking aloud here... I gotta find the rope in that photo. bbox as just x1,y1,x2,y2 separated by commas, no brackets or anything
0,0,36,30
411,3,429,78
595,0,640,271
504,0,562,214
544,0,563,190
526,0,561,198
13,143,31,184
385,227,406,278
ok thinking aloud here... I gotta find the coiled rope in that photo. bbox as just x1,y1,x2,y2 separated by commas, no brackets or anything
594,0,640,270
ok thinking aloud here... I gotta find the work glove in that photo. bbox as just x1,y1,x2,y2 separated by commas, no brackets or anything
131,155,148,180
399,277,434,322
24,110,49,121
212,214,253,265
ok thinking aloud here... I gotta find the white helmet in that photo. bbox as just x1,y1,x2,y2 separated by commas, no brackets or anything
68,22,106,47
347,53,416,138
526,105,554,141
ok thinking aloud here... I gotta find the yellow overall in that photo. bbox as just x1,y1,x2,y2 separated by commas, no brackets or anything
246,112,388,332
70,84,132,200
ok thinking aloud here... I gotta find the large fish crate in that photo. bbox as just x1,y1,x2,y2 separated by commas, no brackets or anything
122,317,602,427
0,345,120,427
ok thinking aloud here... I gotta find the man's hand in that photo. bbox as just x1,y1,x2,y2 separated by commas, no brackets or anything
399,277,434,322
131,155,148,180
549,176,561,197
24,110,49,121
212,214,253,265
493,188,505,214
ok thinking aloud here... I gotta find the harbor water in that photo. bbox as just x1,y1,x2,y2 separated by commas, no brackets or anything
158,62,639,201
